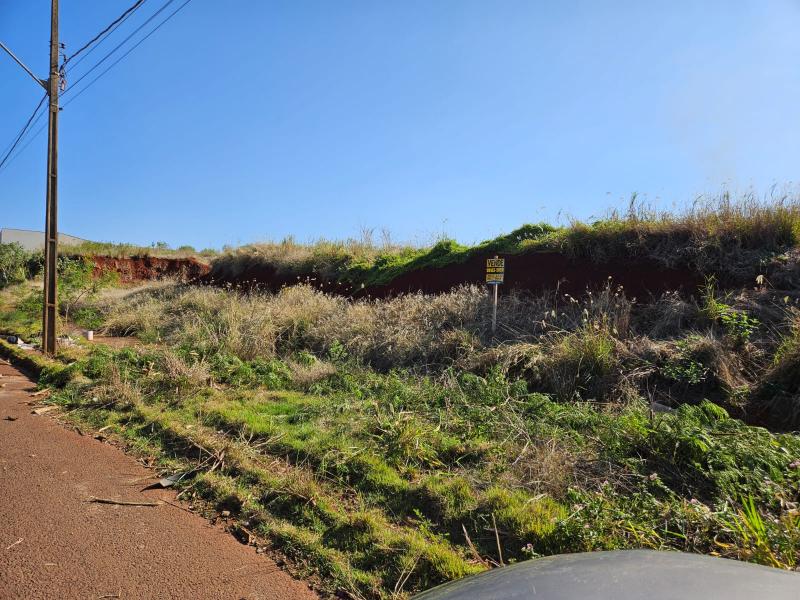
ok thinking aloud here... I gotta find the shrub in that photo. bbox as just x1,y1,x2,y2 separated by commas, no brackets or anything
702,278,760,345
58,256,119,327
0,243,34,288
661,337,709,385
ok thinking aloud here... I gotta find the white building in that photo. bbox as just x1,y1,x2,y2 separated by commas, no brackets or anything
0,228,89,252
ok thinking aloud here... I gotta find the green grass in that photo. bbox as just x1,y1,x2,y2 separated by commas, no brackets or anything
3,195,800,597
21,337,799,598
64,240,217,259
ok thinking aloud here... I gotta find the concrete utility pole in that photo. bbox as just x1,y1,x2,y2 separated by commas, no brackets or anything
42,0,60,355
0,1,59,354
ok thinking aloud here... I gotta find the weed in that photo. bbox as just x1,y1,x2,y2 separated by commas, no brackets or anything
3,203,800,597
702,278,760,345
542,324,621,401
661,338,709,385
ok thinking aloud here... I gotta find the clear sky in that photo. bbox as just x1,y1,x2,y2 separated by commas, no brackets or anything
1,1,799,250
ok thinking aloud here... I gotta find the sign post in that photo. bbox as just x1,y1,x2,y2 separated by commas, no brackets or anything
486,256,505,334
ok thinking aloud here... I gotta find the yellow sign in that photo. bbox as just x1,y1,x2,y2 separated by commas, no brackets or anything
486,258,505,284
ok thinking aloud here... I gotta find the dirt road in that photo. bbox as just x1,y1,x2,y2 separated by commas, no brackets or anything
0,360,319,600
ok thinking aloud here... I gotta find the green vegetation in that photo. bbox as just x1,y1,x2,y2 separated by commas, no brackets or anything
2,195,800,598
0,243,40,289
0,253,116,339
702,278,761,346
210,193,800,288
63,240,216,260
1,270,798,598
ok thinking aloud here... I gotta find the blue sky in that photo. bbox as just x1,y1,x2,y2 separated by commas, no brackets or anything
1,1,799,250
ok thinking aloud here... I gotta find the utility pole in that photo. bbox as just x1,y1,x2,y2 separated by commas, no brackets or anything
42,0,60,355
0,1,59,354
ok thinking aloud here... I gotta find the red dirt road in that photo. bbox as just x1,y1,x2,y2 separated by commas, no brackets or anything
0,361,318,600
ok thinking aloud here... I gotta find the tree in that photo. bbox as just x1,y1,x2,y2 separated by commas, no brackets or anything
0,243,32,288
58,257,118,331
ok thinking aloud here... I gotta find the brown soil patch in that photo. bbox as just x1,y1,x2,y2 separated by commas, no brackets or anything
90,256,210,283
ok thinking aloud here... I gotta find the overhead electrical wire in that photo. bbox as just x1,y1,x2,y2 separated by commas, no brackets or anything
0,94,47,171
0,0,194,175
64,0,193,106
0,116,48,174
62,0,178,96
63,0,148,69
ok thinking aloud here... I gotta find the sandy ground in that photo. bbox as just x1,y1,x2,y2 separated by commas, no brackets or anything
0,360,319,600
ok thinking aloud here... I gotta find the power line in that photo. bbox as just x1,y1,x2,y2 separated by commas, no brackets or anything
0,116,48,174
0,0,194,175
65,0,194,106
1,0,164,172
62,0,178,95
0,94,47,171
0,98,49,173
63,0,148,70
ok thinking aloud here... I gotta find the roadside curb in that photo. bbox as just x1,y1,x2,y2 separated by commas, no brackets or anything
0,338,55,379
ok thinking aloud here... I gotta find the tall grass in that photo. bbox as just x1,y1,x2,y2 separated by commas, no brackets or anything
208,192,800,287
8,263,800,597
103,283,640,371
66,240,217,260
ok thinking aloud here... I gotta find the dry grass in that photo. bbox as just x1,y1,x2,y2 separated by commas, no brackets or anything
97,265,800,432
287,358,338,388
211,231,416,283
751,310,800,430
102,282,640,372
208,192,800,289
559,191,800,265
104,284,487,369
8,255,800,597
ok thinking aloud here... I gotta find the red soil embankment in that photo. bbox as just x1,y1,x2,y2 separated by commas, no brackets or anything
206,251,704,299
363,252,703,299
90,256,210,283
203,263,357,295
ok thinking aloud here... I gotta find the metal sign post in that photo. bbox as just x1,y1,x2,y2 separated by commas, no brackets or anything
492,283,499,333
486,256,505,334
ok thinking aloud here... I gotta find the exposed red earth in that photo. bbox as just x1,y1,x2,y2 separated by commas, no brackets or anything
89,255,210,283
0,360,319,600
87,250,789,299
361,252,705,299
201,262,333,293
203,251,705,299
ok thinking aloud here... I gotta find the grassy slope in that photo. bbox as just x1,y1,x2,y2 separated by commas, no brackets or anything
1,197,800,598
17,338,800,598
0,273,798,598
210,195,800,288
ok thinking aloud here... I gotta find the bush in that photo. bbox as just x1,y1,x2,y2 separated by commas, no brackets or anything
702,278,760,345
0,243,34,288
661,337,708,385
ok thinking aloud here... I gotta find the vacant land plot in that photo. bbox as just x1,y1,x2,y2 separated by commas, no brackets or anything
1,197,799,599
